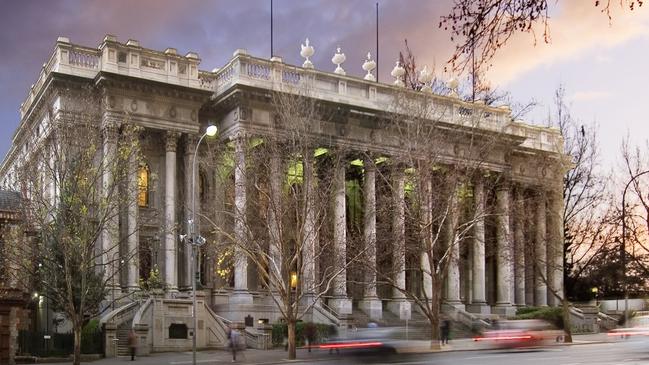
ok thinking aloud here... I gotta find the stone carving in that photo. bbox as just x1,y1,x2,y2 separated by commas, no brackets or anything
169,106,177,118
332,47,346,75
300,38,315,69
362,52,376,82
190,110,197,121
106,95,116,108
448,78,459,98
391,61,405,87
130,99,138,112
418,65,433,93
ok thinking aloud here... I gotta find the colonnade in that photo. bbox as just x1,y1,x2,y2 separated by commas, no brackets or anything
99,129,564,319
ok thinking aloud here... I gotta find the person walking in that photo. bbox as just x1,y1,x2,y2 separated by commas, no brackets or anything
127,329,138,361
229,327,240,362
440,320,451,346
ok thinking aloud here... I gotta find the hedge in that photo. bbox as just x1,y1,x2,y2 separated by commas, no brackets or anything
271,322,337,346
514,306,564,329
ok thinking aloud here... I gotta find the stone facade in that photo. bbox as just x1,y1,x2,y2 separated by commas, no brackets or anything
0,35,566,354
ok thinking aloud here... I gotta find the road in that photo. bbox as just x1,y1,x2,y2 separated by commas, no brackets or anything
40,338,649,365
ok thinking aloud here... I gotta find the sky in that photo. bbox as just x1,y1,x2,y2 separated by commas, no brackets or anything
0,0,647,170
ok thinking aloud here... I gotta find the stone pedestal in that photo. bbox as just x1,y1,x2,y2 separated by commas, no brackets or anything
359,297,383,320
230,290,253,305
387,299,411,320
329,297,352,315
466,302,491,315
103,322,117,357
492,304,517,317
134,324,150,356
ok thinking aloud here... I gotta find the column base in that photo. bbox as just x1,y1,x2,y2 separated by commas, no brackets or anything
387,299,411,320
466,302,491,315
492,303,517,317
329,297,352,315
359,297,383,320
443,300,465,312
230,290,253,305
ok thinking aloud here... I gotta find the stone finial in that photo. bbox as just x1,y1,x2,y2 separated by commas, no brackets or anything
233,49,248,57
164,48,178,55
390,60,405,87
300,38,315,69
126,39,140,47
185,52,200,60
448,77,459,98
362,52,376,81
103,34,117,43
56,36,70,44
332,47,346,75
418,65,433,93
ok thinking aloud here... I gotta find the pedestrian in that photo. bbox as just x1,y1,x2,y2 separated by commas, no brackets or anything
229,327,240,362
304,322,317,352
440,320,451,345
127,329,137,361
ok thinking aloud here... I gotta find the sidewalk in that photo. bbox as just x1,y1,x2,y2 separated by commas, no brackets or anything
22,333,611,365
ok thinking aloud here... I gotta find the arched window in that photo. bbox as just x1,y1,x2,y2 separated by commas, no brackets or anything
138,164,149,207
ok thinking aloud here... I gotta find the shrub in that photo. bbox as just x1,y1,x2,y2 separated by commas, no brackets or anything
271,322,337,347
80,319,103,354
515,306,564,329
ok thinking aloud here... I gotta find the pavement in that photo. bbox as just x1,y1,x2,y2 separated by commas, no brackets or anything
21,333,612,365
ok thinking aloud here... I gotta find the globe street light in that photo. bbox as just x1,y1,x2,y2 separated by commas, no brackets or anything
621,170,649,325
188,124,217,365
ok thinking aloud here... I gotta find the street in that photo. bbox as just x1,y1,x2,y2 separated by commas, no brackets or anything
41,338,649,365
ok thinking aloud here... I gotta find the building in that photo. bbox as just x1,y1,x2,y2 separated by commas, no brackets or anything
0,35,565,355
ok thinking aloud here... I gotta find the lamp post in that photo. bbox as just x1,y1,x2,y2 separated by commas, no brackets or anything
187,124,217,365
621,170,649,325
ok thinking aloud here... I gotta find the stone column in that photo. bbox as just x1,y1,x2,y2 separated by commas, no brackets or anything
164,132,179,290
493,183,515,316
330,161,352,314
302,153,318,302
387,167,411,319
267,151,282,291
420,175,433,301
467,177,489,314
126,135,140,291
513,187,526,306
231,134,253,304
359,159,382,319
183,135,199,290
535,190,548,306
101,121,119,294
548,188,564,306
445,184,464,310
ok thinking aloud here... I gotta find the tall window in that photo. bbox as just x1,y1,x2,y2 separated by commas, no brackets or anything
138,164,149,207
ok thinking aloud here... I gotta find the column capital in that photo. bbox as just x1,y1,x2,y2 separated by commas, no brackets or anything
101,120,119,142
184,133,199,155
165,131,181,152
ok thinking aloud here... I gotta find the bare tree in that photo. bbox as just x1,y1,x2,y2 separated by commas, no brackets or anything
203,88,362,359
2,85,142,365
441,0,643,73
368,88,503,348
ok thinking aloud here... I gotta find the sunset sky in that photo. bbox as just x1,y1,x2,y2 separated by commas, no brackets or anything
1,0,647,170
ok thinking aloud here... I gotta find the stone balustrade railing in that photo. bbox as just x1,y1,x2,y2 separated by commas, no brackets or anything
210,52,561,153
20,36,204,119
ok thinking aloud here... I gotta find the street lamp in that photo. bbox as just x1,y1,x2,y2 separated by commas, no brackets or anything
621,170,649,325
188,124,217,365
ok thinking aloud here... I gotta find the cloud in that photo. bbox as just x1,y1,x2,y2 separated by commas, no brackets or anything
485,2,649,84
571,90,611,102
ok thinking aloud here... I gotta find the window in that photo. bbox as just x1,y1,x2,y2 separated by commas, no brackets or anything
137,164,149,207
118,52,127,63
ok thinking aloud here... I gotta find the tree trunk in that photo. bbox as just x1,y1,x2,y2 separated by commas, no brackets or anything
561,298,573,343
287,320,297,359
428,274,442,350
73,322,82,365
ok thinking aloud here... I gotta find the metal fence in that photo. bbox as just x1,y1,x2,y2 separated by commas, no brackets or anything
18,328,103,357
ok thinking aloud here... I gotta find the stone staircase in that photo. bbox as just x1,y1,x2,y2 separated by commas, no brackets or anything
352,302,475,340
115,321,132,357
